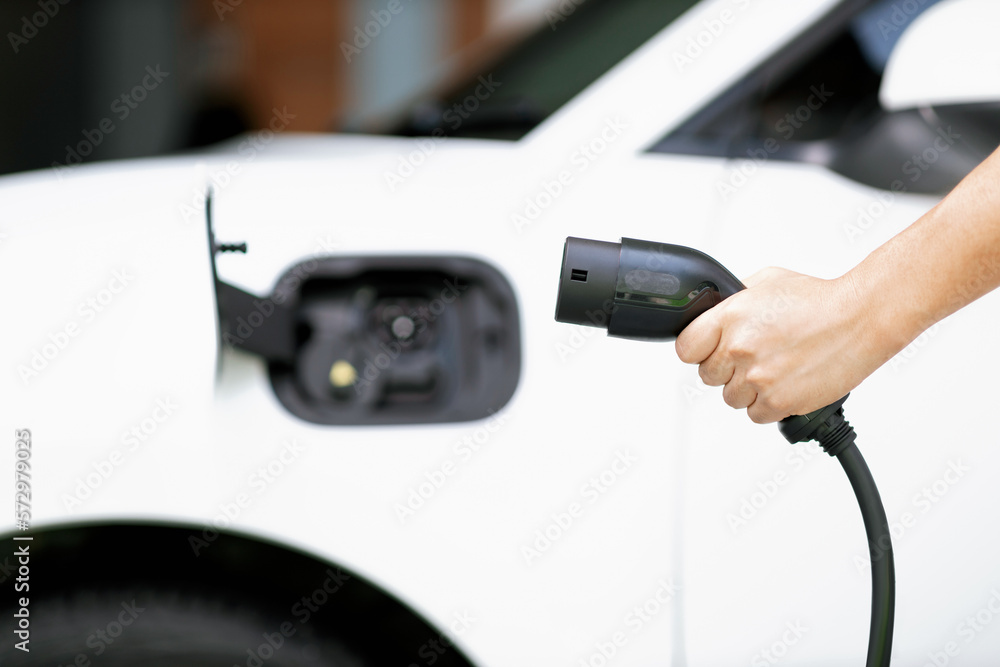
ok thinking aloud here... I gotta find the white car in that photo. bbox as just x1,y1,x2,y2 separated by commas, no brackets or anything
4,0,1000,665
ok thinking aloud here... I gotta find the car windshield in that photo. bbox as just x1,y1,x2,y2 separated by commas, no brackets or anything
390,0,701,141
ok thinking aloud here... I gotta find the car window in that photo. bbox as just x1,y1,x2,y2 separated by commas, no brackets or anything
650,0,1000,194
391,0,701,141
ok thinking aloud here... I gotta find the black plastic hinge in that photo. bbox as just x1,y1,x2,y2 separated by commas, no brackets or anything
215,280,297,364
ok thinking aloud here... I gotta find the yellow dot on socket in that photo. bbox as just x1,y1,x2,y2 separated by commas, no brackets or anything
329,360,357,388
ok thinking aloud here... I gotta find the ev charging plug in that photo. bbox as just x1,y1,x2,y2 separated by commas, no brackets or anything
554,236,894,667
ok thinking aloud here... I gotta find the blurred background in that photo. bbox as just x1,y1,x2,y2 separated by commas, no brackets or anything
6,0,995,192
0,0,568,176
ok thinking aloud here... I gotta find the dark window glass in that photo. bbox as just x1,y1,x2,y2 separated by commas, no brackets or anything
649,0,999,194
391,0,700,141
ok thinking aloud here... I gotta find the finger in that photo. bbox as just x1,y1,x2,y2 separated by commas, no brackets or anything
722,375,756,410
746,396,787,424
675,307,723,365
698,352,735,387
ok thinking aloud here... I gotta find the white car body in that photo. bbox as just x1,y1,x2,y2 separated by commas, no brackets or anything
4,0,1000,664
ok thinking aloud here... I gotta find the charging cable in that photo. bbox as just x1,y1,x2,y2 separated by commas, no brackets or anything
555,236,895,666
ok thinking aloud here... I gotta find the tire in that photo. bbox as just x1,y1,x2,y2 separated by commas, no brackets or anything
5,587,363,666
0,523,476,667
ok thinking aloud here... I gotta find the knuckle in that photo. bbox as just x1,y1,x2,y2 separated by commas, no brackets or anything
727,337,753,361
744,365,769,388
761,266,787,280
761,392,792,419
747,267,776,286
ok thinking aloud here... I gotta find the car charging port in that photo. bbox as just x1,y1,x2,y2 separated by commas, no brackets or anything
216,256,521,426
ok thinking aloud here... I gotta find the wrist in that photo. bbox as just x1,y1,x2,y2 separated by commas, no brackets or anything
839,257,933,367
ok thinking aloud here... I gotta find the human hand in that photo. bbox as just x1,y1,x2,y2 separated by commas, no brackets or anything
674,267,890,423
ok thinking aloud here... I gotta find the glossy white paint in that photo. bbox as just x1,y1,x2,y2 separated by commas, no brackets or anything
2,1,998,665
881,0,1000,111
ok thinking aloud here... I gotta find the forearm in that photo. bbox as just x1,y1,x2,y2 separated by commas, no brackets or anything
675,145,1000,423
848,146,1000,355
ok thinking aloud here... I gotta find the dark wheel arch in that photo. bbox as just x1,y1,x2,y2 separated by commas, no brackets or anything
0,521,477,667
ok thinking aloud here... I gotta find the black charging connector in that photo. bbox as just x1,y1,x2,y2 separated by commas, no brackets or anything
555,236,743,340
555,236,894,667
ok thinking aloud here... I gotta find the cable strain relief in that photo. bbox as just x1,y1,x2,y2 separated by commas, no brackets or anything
778,393,851,445
816,411,857,457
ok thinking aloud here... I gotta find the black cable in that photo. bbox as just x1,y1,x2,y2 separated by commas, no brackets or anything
836,442,895,667
550,236,896,663
779,396,894,667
